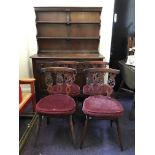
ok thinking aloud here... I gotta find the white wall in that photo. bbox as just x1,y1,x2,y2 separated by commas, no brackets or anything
19,1,37,78
19,0,115,78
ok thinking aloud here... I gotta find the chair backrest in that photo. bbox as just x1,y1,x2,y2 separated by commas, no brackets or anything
41,67,78,95
118,60,135,90
83,68,120,96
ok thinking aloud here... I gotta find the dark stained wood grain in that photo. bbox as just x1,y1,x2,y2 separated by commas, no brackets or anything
31,7,104,100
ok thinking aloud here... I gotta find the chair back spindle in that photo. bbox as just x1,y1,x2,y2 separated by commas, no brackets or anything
41,67,78,96
83,68,120,96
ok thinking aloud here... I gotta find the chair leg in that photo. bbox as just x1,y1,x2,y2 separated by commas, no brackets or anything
32,96,36,112
46,117,50,125
129,96,135,121
69,115,76,146
80,115,89,149
115,119,123,151
34,114,42,146
110,120,113,127
116,81,124,98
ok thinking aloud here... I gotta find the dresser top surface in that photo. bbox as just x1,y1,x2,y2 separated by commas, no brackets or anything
30,53,104,59
34,7,102,12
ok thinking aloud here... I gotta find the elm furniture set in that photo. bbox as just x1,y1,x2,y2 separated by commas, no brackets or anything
19,7,125,152
34,62,124,150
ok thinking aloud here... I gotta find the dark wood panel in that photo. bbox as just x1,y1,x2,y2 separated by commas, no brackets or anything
38,39,99,51
38,39,70,50
31,53,104,60
32,7,104,100
37,50,99,54
70,40,99,50
37,24,67,37
70,12,101,22
70,24,100,37
36,12,67,22
37,24,100,37
37,37,99,39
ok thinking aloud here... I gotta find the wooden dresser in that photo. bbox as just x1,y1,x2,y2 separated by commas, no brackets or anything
31,7,104,100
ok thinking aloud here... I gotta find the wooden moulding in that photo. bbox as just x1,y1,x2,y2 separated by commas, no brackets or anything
34,7,102,12
84,68,120,74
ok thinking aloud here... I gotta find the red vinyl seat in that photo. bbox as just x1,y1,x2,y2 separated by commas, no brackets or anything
36,94,76,115
83,95,123,118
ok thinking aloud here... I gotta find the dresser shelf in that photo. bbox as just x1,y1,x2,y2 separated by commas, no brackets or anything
36,21,101,24
31,7,104,100
37,37,100,40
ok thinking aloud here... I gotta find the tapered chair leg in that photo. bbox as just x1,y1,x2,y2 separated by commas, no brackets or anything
80,115,89,149
34,114,42,147
129,96,135,121
32,96,36,112
116,81,124,98
69,115,76,146
110,120,113,127
37,115,42,135
46,117,50,125
115,119,123,151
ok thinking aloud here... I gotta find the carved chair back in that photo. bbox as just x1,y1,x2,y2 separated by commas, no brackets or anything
83,68,120,96
41,67,78,96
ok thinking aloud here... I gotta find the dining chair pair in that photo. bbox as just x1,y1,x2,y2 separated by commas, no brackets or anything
35,62,124,150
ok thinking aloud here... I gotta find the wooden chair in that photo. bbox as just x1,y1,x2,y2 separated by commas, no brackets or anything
19,78,36,154
35,67,80,146
80,68,124,150
19,78,36,114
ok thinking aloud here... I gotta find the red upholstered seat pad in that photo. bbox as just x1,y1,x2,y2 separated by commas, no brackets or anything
36,94,76,115
51,83,80,96
83,95,124,117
